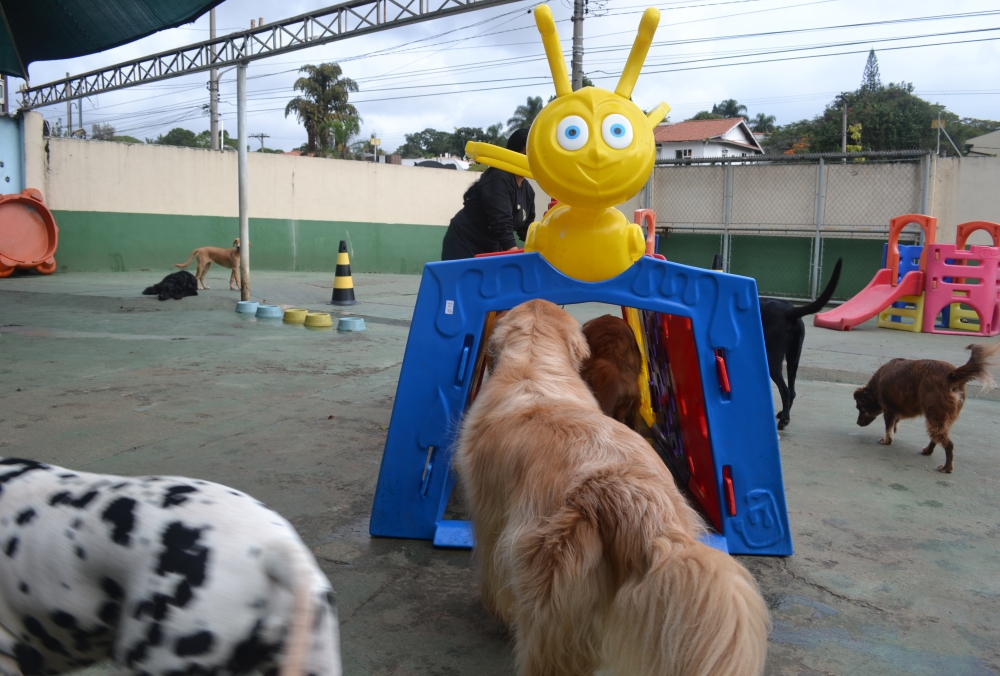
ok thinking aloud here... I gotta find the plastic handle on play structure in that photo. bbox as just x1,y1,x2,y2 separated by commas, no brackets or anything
886,214,937,286
634,209,657,256
955,221,1000,250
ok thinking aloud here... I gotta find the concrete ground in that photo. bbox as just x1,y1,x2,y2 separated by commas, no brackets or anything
1,269,998,676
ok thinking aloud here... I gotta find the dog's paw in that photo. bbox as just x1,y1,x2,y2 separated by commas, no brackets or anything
879,437,892,445
937,464,954,474
921,446,935,456
776,419,789,430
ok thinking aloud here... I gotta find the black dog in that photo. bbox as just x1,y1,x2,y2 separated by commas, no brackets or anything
759,258,842,430
142,270,199,301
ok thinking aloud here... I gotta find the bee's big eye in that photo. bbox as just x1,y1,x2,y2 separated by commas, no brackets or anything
556,116,589,151
601,114,633,149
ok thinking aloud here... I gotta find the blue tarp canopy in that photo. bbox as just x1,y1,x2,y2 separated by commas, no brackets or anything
0,0,223,80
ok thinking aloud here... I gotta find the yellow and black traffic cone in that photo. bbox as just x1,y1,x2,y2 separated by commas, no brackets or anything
331,240,357,305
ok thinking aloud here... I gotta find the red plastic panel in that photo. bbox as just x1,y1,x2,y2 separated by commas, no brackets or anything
664,314,722,530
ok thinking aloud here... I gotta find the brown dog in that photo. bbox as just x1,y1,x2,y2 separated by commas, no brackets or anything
853,342,1000,473
456,299,769,676
174,238,243,290
580,314,642,429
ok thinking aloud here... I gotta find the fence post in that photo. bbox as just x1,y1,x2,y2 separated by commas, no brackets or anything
643,172,653,210
811,157,825,300
722,161,732,272
920,152,931,246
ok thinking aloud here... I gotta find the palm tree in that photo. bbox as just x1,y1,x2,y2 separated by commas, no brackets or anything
322,116,362,159
285,63,359,153
711,99,748,120
750,112,776,133
507,96,544,134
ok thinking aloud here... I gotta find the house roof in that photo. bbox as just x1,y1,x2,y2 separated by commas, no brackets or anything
966,129,1000,154
653,118,742,142
653,117,765,154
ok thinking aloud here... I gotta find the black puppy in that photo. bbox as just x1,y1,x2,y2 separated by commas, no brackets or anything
759,258,842,430
142,270,199,301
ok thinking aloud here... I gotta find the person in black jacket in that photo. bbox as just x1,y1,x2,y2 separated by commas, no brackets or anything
441,129,536,260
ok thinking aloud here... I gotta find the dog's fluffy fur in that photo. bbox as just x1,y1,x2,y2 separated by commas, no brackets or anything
456,300,769,676
580,314,642,430
142,270,198,301
854,342,1000,473
174,238,243,290
759,258,842,429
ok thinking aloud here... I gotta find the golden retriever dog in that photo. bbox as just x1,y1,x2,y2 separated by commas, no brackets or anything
854,342,999,473
174,238,244,290
456,300,769,676
580,314,642,430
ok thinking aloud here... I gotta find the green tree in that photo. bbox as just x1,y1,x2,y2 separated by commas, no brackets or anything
482,122,507,147
711,99,747,120
111,135,143,144
688,110,723,120
194,129,237,150
153,128,200,147
860,49,881,91
284,63,359,153
323,116,362,159
450,126,486,157
750,113,776,133
507,96,544,133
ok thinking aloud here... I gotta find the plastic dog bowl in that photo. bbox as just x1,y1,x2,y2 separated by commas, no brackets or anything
236,301,259,314
304,312,333,327
337,316,366,332
256,304,283,318
283,308,308,323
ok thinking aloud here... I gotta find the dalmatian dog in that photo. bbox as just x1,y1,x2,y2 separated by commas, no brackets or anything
0,458,341,676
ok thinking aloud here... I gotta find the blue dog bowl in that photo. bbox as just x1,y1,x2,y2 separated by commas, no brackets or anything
337,316,366,332
256,304,283,318
236,301,259,314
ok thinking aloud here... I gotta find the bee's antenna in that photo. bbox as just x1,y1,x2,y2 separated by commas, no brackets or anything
534,5,572,98
615,7,659,100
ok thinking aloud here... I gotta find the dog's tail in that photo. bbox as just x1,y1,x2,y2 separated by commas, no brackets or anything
263,538,323,676
604,538,770,676
174,251,196,269
949,342,1000,393
517,469,768,676
787,258,842,320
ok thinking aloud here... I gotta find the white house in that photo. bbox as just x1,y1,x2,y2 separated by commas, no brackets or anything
966,129,1000,157
654,118,764,160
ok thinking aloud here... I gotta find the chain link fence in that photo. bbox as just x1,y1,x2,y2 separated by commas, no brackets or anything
649,151,931,300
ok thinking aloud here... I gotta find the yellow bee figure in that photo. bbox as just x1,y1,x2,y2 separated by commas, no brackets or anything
466,4,668,282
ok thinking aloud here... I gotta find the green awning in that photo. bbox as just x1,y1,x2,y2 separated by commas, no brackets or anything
0,0,224,80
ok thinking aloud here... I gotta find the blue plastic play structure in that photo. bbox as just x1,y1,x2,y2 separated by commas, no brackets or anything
369,252,793,556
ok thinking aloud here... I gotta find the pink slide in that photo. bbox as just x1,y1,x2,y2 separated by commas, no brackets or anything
814,269,924,331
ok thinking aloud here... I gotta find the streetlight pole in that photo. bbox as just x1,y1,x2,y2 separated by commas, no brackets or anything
571,0,584,90
237,62,250,300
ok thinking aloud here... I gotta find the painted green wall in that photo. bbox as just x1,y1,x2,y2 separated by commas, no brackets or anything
51,210,886,301
659,232,885,300
51,211,446,274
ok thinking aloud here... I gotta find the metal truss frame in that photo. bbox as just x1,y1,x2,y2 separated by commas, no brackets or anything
19,0,525,109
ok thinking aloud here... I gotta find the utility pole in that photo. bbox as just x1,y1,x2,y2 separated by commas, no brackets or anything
840,93,848,153
571,0,584,91
249,132,269,151
2,75,9,115
209,9,219,151
936,111,942,156
66,73,73,135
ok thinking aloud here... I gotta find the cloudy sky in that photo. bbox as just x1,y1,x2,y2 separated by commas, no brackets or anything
16,0,1000,152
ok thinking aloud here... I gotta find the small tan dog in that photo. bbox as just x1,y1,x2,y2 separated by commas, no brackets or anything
175,238,243,290
456,299,769,676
